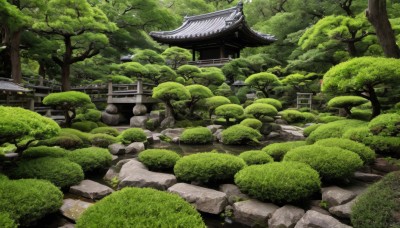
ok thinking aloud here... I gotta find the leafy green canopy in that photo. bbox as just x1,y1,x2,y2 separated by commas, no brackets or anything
153,82,191,101
245,72,281,97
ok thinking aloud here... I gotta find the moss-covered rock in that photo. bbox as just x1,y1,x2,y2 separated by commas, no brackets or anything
262,141,307,161
22,146,68,159
138,149,181,171
67,147,112,172
221,125,262,145
180,127,213,144
238,150,274,165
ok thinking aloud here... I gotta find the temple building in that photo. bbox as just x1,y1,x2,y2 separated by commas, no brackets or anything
150,2,276,67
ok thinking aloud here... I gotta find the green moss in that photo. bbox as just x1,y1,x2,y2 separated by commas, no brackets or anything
262,141,307,161
71,121,98,132
221,125,262,145
238,150,274,165
67,147,112,172
244,103,278,120
118,128,147,144
279,109,316,123
240,118,263,130
38,134,83,149
318,115,346,123
254,98,282,110
303,124,323,137
60,128,92,145
180,127,213,144
0,213,17,228
235,162,320,203
76,187,205,228
138,149,181,171
90,133,119,148
22,146,68,159
215,104,244,121
90,127,120,137
368,113,400,136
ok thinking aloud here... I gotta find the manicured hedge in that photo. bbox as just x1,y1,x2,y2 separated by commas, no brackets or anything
90,133,119,148
279,110,316,123
318,116,345,123
314,138,375,164
235,162,320,203
303,124,323,137
38,134,83,149
180,127,213,144
238,150,274,165
351,171,400,228
262,141,307,161
76,187,205,228
9,157,84,188
240,118,263,130
60,128,91,145
0,213,17,228
244,103,278,119
0,179,63,225
221,125,262,145
90,127,120,137
138,149,181,171
283,145,363,180
254,98,282,110
215,104,244,121
22,146,68,159
174,152,246,184
71,121,98,132
67,147,112,172
368,113,400,137
118,128,147,144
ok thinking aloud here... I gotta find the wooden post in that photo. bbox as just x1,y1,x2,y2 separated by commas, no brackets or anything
136,79,143,103
107,81,113,104
192,48,196,61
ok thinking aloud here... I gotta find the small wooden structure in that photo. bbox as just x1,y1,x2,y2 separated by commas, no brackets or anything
0,77,33,110
150,2,276,67
107,80,157,104
297,93,313,110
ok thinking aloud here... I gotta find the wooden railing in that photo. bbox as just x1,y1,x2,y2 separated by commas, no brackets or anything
188,58,231,67
107,81,156,104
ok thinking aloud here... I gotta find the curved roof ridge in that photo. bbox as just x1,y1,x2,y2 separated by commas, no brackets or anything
183,4,241,22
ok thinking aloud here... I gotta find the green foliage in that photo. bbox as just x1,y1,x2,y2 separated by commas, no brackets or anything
240,118,263,130
76,187,205,228
38,135,83,150
174,152,246,184
221,125,262,145
318,115,346,123
22,146,68,159
351,171,400,228
254,98,282,110
228,96,240,105
153,82,191,103
71,121,98,132
60,128,91,145
279,109,316,123
180,127,213,144
195,67,226,86
162,46,192,69
90,133,119,148
109,75,134,84
314,138,376,164
118,128,147,144
138,149,181,171
132,49,165,65
205,96,231,117
244,103,278,120
67,147,112,172
78,109,102,122
283,145,363,180
262,141,307,161
350,108,372,121
327,96,369,111
234,162,320,203
244,72,281,97
215,104,244,122
368,113,400,137
119,62,148,78
306,119,367,144
238,150,274,165
90,127,120,137
8,157,83,188
0,213,17,228
303,124,323,137
0,179,63,226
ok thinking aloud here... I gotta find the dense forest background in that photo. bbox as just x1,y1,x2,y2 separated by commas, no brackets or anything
1,0,400,89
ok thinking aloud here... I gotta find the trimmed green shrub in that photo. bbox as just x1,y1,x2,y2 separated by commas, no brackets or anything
71,121,98,132
90,127,119,137
283,145,363,180
38,135,83,149
306,119,367,144
228,96,241,104
303,124,323,137
138,149,181,171
318,116,346,123
60,128,92,145
368,113,400,136
314,138,376,164
110,75,134,84
67,147,112,172
9,157,84,188
327,96,369,116
279,109,316,123
262,141,307,161
350,108,372,121
254,98,282,110
351,171,400,228
0,213,17,228
238,150,274,165
221,125,262,145
240,118,263,130
174,152,246,184
76,109,102,122
118,128,147,144
244,103,278,120
180,127,213,144
215,104,244,123
235,162,320,203
76,187,205,227
0,179,63,225
22,146,68,159
90,134,119,148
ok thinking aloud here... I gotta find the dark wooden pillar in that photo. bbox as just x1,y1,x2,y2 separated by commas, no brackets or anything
192,48,196,61
220,46,225,58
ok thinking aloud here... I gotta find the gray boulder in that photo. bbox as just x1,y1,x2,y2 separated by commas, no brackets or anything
118,169,177,191
160,116,175,129
219,184,249,204
214,129,223,142
130,116,148,128
207,125,223,134
329,198,358,219
150,110,165,122
353,171,383,182
168,183,228,214
119,159,148,180
161,128,185,139
60,199,93,221
125,142,145,154
103,167,118,182
269,205,305,228
295,210,351,228
279,125,305,140
322,186,356,207
101,112,119,126
69,180,114,200
105,104,118,114
233,199,279,227
108,143,126,155
132,104,147,116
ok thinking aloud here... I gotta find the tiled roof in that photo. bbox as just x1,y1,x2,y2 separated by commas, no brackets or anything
150,3,276,45
0,79,31,93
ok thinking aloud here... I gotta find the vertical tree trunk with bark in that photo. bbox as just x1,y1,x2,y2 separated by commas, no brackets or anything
10,30,22,83
366,0,400,58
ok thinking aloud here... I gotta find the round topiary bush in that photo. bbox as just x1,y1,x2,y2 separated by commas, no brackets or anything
238,150,274,165
318,116,346,123
71,121,98,132
314,138,376,164
0,213,16,228
180,127,213,144
279,109,308,123
283,145,363,180
244,103,278,120
351,171,400,228
22,146,68,159
368,113,400,137
138,149,181,171
254,98,282,110
90,127,120,137
38,134,83,149
221,124,262,145
303,124,323,137
76,187,205,227
240,118,263,130
8,157,84,188
89,133,119,148
118,128,147,144
80,109,102,122
215,104,244,123
327,96,369,116
262,141,307,161
0,179,63,225
234,162,320,203
174,152,246,184
67,147,112,172
60,128,91,145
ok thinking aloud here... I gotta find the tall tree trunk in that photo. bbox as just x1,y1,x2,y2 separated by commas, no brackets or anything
347,42,357,57
10,30,22,83
61,36,72,91
366,0,400,58
38,61,46,79
367,85,381,118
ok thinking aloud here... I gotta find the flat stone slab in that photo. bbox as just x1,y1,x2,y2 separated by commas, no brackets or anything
60,199,93,221
219,184,249,204
168,183,228,214
295,210,352,228
329,198,358,219
354,171,383,182
108,143,125,155
125,142,145,154
233,199,279,227
118,159,148,180
160,128,185,139
269,205,305,228
119,169,177,191
322,186,356,207
70,180,114,200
